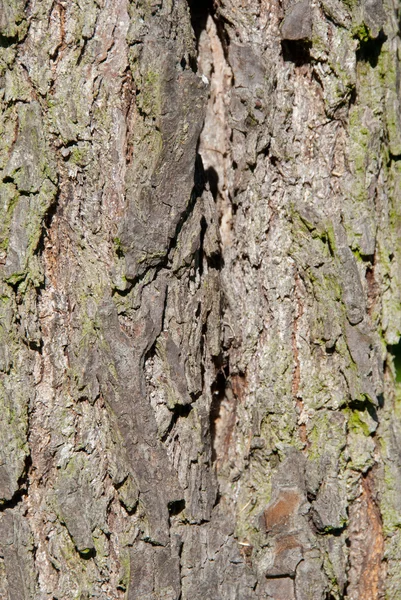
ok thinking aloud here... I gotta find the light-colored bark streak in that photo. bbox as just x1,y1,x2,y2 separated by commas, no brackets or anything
198,14,233,249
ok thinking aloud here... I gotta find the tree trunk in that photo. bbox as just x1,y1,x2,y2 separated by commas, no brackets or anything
0,0,401,597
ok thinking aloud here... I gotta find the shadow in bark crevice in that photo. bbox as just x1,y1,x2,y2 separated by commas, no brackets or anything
347,398,379,424
210,360,230,463
0,33,20,48
160,403,193,444
388,342,401,383
187,0,215,47
206,165,219,201
0,453,32,513
356,31,387,68
281,40,311,65
168,499,186,516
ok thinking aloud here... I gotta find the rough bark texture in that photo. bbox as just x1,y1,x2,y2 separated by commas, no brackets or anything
0,0,401,598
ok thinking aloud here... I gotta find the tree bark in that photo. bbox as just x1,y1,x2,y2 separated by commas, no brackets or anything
0,0,401,598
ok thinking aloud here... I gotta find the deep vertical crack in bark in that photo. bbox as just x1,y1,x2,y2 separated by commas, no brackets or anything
190,2,238,472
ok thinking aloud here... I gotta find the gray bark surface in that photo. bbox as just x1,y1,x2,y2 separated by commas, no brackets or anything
0,0,401,598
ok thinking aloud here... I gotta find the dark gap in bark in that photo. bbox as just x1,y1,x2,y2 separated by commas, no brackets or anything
357,251,374,263
160,282,168,334
0,488,26,511
114,476,128,491
265,574,295,580
258,141,271,158
161,404,193,443
168,499,186,516
25,337,43,351
343,571,349,599
326,232,335,258
347,399,378,425
281,40,311,65
187,0,231,70
0,453,32,512
388,343,401,383
210,361,230,463
188,0,232,470
207,246,223,271
187,0,215,47
199,317,206,393
79,547,96,560
327,525,347,537
173,403,193,419
389,152,401,163
196,215,207,277
0,33,19,48
188,54,198,73
206,166,219,200
356,31,387,67
307,490,317,502
213,489,222,509
214,16,231,59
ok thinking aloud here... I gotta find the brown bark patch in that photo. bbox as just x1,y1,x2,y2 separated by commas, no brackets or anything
348,470,385,599
231,373,246,402
266,533,304,577
264,488,303,534
275,533,303,554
